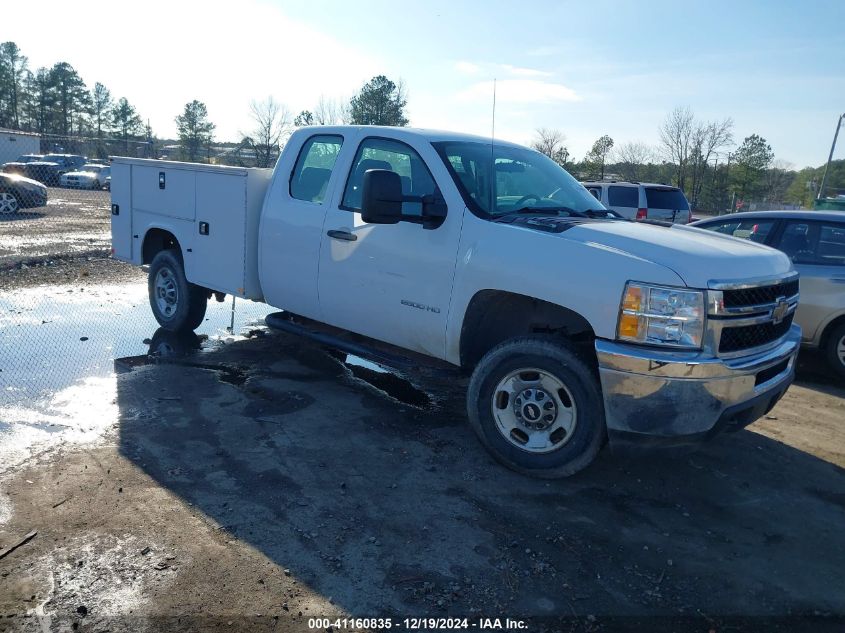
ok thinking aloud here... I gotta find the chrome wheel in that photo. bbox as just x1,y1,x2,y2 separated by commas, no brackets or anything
154,267,179,318
838,335,845,367
491,367,577,453
0,192,19,214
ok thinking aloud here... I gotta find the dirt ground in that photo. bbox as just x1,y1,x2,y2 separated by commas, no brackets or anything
1,204,845,631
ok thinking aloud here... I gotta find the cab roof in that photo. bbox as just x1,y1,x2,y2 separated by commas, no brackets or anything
295,125,527,149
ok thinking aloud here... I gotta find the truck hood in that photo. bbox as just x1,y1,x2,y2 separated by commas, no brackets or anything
562,220,793,288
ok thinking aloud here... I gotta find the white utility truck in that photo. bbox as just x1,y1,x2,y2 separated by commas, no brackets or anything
111,126,801,478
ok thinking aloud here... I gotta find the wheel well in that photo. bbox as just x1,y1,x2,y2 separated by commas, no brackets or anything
460,290,596,371
142,229,181,264
820,314,845,349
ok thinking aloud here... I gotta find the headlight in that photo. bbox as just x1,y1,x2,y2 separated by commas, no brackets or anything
617,282,704,348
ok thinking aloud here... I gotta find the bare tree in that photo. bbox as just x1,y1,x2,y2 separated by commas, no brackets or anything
314,95,348,125
531,127,570,167
659,106,695,190
763,159,795,203
245,96,291,168
614,141,654,181
689,117,733,208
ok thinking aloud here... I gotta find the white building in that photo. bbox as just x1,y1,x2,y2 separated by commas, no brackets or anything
0,128,40,164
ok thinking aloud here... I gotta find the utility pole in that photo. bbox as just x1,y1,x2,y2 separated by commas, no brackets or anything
817,113,845,201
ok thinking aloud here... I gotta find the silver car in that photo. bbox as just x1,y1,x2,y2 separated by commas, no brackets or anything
692,210,845,377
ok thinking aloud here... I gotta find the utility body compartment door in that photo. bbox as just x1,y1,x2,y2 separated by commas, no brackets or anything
186,171,249,295
109,161,133,261
131,165,196,220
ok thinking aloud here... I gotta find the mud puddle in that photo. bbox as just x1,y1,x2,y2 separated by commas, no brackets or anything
0,282,272,473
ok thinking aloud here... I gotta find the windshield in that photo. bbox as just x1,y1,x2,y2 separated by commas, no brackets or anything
433,141,604,217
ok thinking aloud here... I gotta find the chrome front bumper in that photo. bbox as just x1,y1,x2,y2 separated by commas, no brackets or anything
595,324,801,446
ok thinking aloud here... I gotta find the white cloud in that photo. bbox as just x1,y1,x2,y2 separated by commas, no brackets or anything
2,0,382,140
454,61,481,75
500,64,552,78
458,79,580,104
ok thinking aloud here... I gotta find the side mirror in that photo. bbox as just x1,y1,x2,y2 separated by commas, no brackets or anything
361,169,402,225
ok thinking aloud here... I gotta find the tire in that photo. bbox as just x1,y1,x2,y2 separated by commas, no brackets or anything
824,322,845,380
92,180,100,190
467,337,605,478
0,190,20,215
148,249,208,331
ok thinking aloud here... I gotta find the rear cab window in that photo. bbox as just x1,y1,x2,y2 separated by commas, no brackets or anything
608,186,638,208
289,135,343,204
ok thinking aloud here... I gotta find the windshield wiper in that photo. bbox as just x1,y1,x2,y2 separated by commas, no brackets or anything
582,208,626,219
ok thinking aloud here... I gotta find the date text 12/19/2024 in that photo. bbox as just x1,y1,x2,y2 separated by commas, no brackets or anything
308,618,528,630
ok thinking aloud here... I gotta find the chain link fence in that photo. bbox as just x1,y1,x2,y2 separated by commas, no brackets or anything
0,133,271,424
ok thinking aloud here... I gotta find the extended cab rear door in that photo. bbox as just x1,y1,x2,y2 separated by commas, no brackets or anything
317,134,463,359
259,132,347,320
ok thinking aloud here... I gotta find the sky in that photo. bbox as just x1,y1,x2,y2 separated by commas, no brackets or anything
3,0,844,168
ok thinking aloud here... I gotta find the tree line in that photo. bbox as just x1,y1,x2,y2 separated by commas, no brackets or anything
4,38,836,207
531,106,841,212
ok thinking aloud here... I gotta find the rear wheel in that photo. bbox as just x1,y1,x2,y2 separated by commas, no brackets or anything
0,191,19,215
824,322,845,380
148,250,208,331
467,337,605,478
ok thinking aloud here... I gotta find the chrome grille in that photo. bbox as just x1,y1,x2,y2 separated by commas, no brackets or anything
719,313,794,353
722,279,799,309
707,274,799,357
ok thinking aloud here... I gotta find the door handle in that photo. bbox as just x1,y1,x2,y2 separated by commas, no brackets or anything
326,230,357,242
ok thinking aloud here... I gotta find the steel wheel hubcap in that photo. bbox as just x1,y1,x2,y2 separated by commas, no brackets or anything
154,268,179,317
837,335,845,365
491,367,577,453
0,192,18,214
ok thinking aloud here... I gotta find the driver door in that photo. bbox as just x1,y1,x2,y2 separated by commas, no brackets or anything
317,136,463,359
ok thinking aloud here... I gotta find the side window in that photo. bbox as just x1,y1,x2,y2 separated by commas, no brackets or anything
608,186,638,207
289,135,343,204
705,219,774,243
777,222,845,265
587,187,601,201
817,223,845,265
342,137,436,215
776,222,816,261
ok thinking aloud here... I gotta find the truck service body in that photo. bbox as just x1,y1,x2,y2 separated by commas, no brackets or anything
111,125,801,477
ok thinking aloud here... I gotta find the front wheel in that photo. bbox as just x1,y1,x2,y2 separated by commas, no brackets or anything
467,337,605,478
0,191,20,215
148,250,208,331
824,322,845,380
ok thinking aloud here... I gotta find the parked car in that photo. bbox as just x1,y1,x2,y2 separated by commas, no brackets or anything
2,162,28,176
692,210,845,378
60,164,111,190
0,173,49,214
111,126,799,478
22,162,62,186
41,154,87,173
582,181,692,223
16,154,43,164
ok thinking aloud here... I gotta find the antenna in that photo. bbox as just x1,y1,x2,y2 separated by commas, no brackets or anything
490,78,497,213
491,78,497,142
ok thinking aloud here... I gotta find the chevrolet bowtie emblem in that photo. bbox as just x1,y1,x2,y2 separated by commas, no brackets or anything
771,298,789,325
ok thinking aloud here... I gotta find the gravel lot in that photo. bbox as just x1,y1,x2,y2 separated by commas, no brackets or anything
0,187,111,267
0,193,844,632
